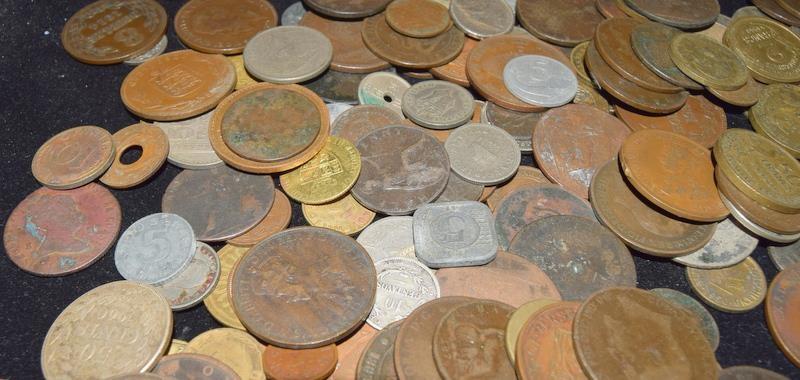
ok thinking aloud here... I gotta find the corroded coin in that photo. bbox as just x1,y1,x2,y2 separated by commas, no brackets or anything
243,26,332,84
573,81,612,113
766,262,800,367
115,213,196,284
302,194,376,236
482,102,542,152
4,184,120,276
175,0,277,54
430,37,476,87
687,257,767,313
152,242,220,311
281,1,306,26
768,241,800,271
630,22,703,90
515,302,586,380
486,166,552,211
31,125,114,189
716,166,800,236
719,366,790,380
228,189,292,246
402,80,474,129
331,323,379,379
368,257,439,329
750,84,800,158
650,288,720,351
517,0,604,46
503,55,578,107
436,171,484,203
281,136,360,204
262,344,337,380
203,244,247,329
227,54,259,90
623,0,719,29
385,0,451,38
724,17,800,83
357,216,416,263
708,75,764,108
153,353,239,380
413,201,497,267
449,0,515,39
358,72,411,117
99,123,169,189
304,69,365,104
673,218,758,269
332,104,402,144
445,124,520,185
299,12,389,73
670,33,749,91
155,111,223,170
304,0,391,19
183,328,265,380
41,281,172,379
362,14,465,69
357,320,402,379
503,299,559,363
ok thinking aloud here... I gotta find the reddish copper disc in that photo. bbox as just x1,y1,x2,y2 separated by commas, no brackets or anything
766,262,800,367
299,11,390,73
716,167,800,235
430,37,477,87
486,166,553,211
153,353,239,380
31,126,115,190
262,344,337,380
227,189,292,246
331,323,378,380
517,0,604,47
175,0,278,54
385,0,452,38
515,302,586,379
595,0,630,18
362,14,465,69
99,123,169,189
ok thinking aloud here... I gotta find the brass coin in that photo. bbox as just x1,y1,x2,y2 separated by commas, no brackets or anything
302,194,376,235
227,55,259,90
31,126,114,189
572,81,612,113
356,321,402,379
153,353,240,380
570,41,593,83
183,328,265,380
304,0,392,19
299,11,390,73
430,37,477,87
99,123,169,189
228,189,292,246
385,0,451,38
707,75,765,107
203,244,248,330
503,298,559,363
166,339,188,355
174,0,278,54
757,0,800,26
749,84,800,158
515,302,587,380
262,344,338,380
623,0,719,29
687,257,767,313
765,262,800,367
517,0,604,47
331,104,405,144
281,136,361,205
670,33,749,91
630,22,704,90
362,13,465,69
723,17,800,83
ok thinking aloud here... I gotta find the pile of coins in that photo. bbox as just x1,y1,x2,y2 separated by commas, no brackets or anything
3,0,800,378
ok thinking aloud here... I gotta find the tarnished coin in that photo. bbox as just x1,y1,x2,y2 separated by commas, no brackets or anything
413,201,497,268
175,0,277,54
357,216,416,263
352,125,449,215
304,69,365,104
299,12,390,73
708,75,765,108
503,299,559,363
327,102,354,123
231,227,376,348
385,0,451,38
696,19,729,42
304,0,391,19
486,166,552,211
630,22,703,90
445,123,520,185
121,50,235,121
623,0,719,29
262,344,337,380
595,0,629,18
573,81,612,112
203,244,247,329
152,242,220,311
750,84,800,158
100,123,169,189
227,54,259,90
115,213,196,284
720,193,800,244
570,41,592,83
153,353,239,380
719,366,790,380
281,1,306,26
430,37,476,87
687,257,767,313
332,323,379,380
368,257,439,329
716,166,800,236
362,14,465,69
184,328,265,380
724,17,800,83
768,241,800,271
670,33,749,91
243,26,332,84
3,184,120,276
229,189,292,246
32,125,114,189
167,339,188,355
758,0,800,26
155,111,223,170
614,0,648,20
302,194,376,236
650,288,720,351
673,218,758,269
61,0,167,65
766,262,800,367
358,72,411,117
449,0,515,39
401,80,474,129
515,302,586,380
357,320,402,379
435,171,484,202
482,102,542,152
503,55,578,107
41,281,172,379
281,136,360,204
517,0,604,46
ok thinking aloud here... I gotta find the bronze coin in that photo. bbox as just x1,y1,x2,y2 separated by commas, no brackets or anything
467,35,575,112
304,0,392,19
362,14,465,69
351,125,450,215
517,0,604,47
708,75,765,108
432,300,516,380
120,50,236,121
630,22,704,90
304,69,365,104
385,0,451,38
99,123,169,189
718,366,790,380
153,353,239,380
532,103,630,199
716,167,800,235
573,287,719,379
483,102,543,152
515,302,586,380
262,344,338,380
332,105,405,144
3,184,120,276
333,323,379,380
755,0,800,27
31,125,115,190
766,263,800,367
231,227,377,349
356,320,402,379
61,0,167,65
430,37,477,87
398,68,435,80
486,166,552,211
299,11,390,73
162,165,275,242
595,0,630,18
228,189,292,246
175,0,278,54
624,0,720,29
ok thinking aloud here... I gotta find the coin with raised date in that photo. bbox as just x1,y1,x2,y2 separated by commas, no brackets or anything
304,0,391,19
768,241,800,271
503,55,578,108
281,1,306,26
630,22,703,90
32,125,114,189
152,242,220,311
718,366,790,380
413,201,497,268
332,105,405,143
299,12,389,74
623,0,719,29
175,0,277,54
203,244,247,330
687,257,767,313
445,123,520,185
357,216,416,263
515,302,586,380
673,218,758,269
183,328,265,380
281,136,360,204
155,111,223,170
503,299,558,363
766,263,800,367
670,33,748,91
262,344,337,380
244,26,332,84
362,14,465,69
100,123,169,189
115,213,196,284
358,72,411,117
724,17,800,84
650,288,720,351
449,0,514,39
750,84,800,158
517,0,604,46
357,320,402,379
385,0,451,38
153,353,239,380
302,194,376,236
402,80,474,130
368,257,440,329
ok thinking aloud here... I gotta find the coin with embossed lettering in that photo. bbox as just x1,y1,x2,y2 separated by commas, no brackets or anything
670,34,748,91
503,55,578,107
673,218,758,269
515,302,586,380
175,0,277,54
386,0,451,38
517,0,604,46
358,72,411,117
152,242,220,310
262,344,337,380
302,195,376,236
687,257,767,313
244,26,332,84
623,0,719,29
435,171,484,203
299,12,389,73
100,123,169,189
719,366,790,380
368,257,440,329
724,17,800,84
305,0,392,19
153,353,239,380
766,262,800,367
115,213,196,284
357,320,401,379
482,102,541,152
281,136,360,205
31,125,114,189
402,80,474,129
183,328,265,380
650,288,720,351
413,201,497,267
282,1,306,25
750,84,800,158
445,123,520,185
362,14,465,69
450,0,514,39
204,245,247,329
769,241,800,271
155,111,223,170
357,216,416,263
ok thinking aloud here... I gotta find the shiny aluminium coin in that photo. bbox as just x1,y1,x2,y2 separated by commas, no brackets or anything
41,281,172,379
153,353,239,380
449,0,515,39
243,26,333,84
120,50,235,121
228,189,292,246
708,75,764,108
515,302,587,380
203,244,247,329
630,22,703,90
430,37,476,87
595,0,629,18
231,227,377,348
304,0,391,19
299,12,390,73
768,240,800,271
357,321,402,379
303,69,364,104
262,344,337,380
486,166,552,211
281,1,306,26
573,287,719,379
31,125,114,189
174,0,277,54
765,262,800,367
351,125,450,215
227,54,259,90
385,0,451,38
436,171,484,202
332,323,379,380
302,194,376,236
619,129,729,222
332,105,405,145
367,257,440,329
413,201,498,268
357,216,416,263
3,184,120,276
723,17,800,83
183,328,265,380
650,288,720,352
152,242,220,311
445,123,520,185
720,193,800,244
167,339,188,355
573,81,613,113
482,102,543,152
570,41,593,83
61,0,167,65
623,0,719,29
154,111,223,170
517,0,604,46
670,33,749,91
687,257,767,313
718,366,790,380
99,123,169,189
358,72,411,117
503,299,559,363
280,136,361,205
503,55,578,107
362,14,466,69
673,218,758,269
750,84,800,158
401,80,474,129
758,0,800,26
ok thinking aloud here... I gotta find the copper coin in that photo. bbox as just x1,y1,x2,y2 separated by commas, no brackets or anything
398,68,435,80
573,287,719,379
716,167,800,235
162,165,274,242
332,323,379,380
99,123,168,189
432,300,516,380
718,366,790,380
708,75,765,108
304,69,365,104
304,0,391,19
31,125,115,189
467,35,574,112
231,227,376,348
228,189,292,246
120,50,235,121
435,171,484,202
766,263,800,367
624,0,719,29
532,103,630,199
299,12,390,73
331,105,405,144
755,0,800,27
482,102,543,152
61,0,167,65
262,344,337,380
362,14,465,69
430,37,476,87
385,0,451,38
356,321,402,379
486,166,552,211
515,302,586,380
517,0,604,47
614,95,726,148
595,0,629,18
153,353,239,380
619,129,729,222
630,22,703,90
3,184,120,276
175,0,278,54
351,125,449,215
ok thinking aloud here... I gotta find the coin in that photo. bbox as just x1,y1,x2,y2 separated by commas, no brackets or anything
154,111,223,170
167,339,188,355
328,102,354,123
695,19,729,42
228,189,292,246
449,0,515,39
184,328,265,380
262,344,337,380
299,12,389,74
435,171,484,202
445,123,520,185
570,41,592,83
282,1,306,25
61,0,167,65
687,257,767,313
430,37,476,87
357,72,411,117
362,14,465,69
673,218,758,269
304,0,391,19
352,125,450,215
630,22,703,90
243,26,332,84
435,261,562,307
281,137,360,204
303,69,365,104
175,0,277,54
482,102,542,152
515,302,586,379
413,201,497,267
623,0,719,29
750,84,800,158
614,0,648,20
765,262,800,367
368,257,439,329
386,0,451,38
517,0,604,46
227,54,259,90
503,299,559,363
595,0,630,18
650,288,720,351
357,216,416,263
332,323,379,379
99,123,169,189
768,241,800,271
573,287,719,379
708,75,764,108
152,242,220,310
670,34,749,91
31,125,114,189
720,193,800,243
41,281,172,379
486,166,552,211
402,80,474,129
573,81,612,113
153,353,239,380
357,320,401,379
302,194,376,236
503,55,578,107
718,366,790,380
756,0,800,26
115,213,196,284
204,244,247,329
724,17,800,83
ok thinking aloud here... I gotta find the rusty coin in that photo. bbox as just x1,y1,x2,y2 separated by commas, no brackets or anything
31,125,115,189
766,262,800,367
332,323,379,380
228,189,292,246
517,0,604,46
356,321,402,379
153,353,239,380
687,257,767,313
717,167,800,236
386,0,451,38
262,344,338,380
331,105,405,144
624,0,719,29
304,69,365,104
430,37,476,87
486,166,552,211
299,12,390,73
362,14,465,69
175,0,277,54
99,123,169,189
515,302,586,379
304,0,391,19
630,22,703,90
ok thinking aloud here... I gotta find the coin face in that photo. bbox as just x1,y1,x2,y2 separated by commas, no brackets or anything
449,0,514,39
431,37,476,87
483,102,542,152
261,344,337,380
299,12,389,73
368,257,440,329
304,69,365,104
332,105,405,144
183,328,265,380
486,166,552,211
503,299,559,363
708,74,763,107
517,0,604,46
650,288,720,351
244,26,332,84
362,14,465,69
41,281,172,379
436,171,484,203
281,136,361,205
445,124,520,185
153,353,239,380
687,257,767,313
358,72,411,117
766,263,800,367
152,242,220,310
357,216,416,263
768,241,800,271
515,302,586,380
724,17,800,83
670,33,749,91
750,84,800,158
503,55,578,107
203,244,247,329
304,0,392,19
624,0,719,29
155,111,223,170
673,218,758,269
331,323,378,379
302,194,376,236
630,22,703,90
357,320,402,379
228,190,291,246
4,184,120,276
718,366,790,380
115,213,196,284
402,80,474,130
413,201,497,268
386,0,450,38
100,123,169,189
175,0,277,54
31,126,114,189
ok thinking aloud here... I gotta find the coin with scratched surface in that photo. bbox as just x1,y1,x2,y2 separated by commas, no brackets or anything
517,0,604,46
670,33,748,91
41,281,172,379
155,111,223,170
687,257,767,313
152,242,220,310
768,241,800,271
623,0,719,29
630,22,703,90
357,321,402,379
450,0,514,39
503,55,578,108
261,344,337,380
100,123,169,189
386,0,451,38
357,72,411,117
718,366,790,380
402,80,474,130
362,14,465,69
302,194,376,236
413,201,497,268
486,166,552,211
203,244,247,329
332,105,405,143
299,12,389,73
184,328,265,380
31,126,114,189
445,123,520,185
357,216,416,263
673,218,758,269
229,189,292,246
716,166,800,236
650,288,720,351
175,0,277,54
244,26,332,84
724,17,800,83
304,0,392,19
281,136,361,204
153,353,239,380
115,213,196,284
749,84,800,158
765,263,800,367
482,102,542,152
515,302,586,379
368,257,440,329
281,1,306,26
503,299,558,363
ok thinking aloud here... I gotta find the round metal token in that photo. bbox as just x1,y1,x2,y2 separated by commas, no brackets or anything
357,71,411,117
445,123,520,185
114,213,197,284
486,166,552,211
650,288,720,351
402,80,474,129
623,0,719,29
152,242,220,311
123,34,168,66
673,218,758,269
766,262,800,367
709,75,764,108
723,17,800,84
517,0,604,46
203,244,247,329
332,104,404,144
385,0,451,38
175,0,278,54
431,37,476,87
716,166,800,236
367,257,440,329
299,11,390,73
100,123,169,189
362,14,465,69
228,189,292,246
750,84,800,158
153,353,240,380
630,22,703,90
435,171,484,202
262,344,338,380
515,302,585,379
720,193,800,244
357,216,417,263
503,299,559,363
183,328,265,380
687,257,767,313
302,194,376,236
768,241,800,271
304,69,365,104
356,321,402,379
670,33,749,91
154,111,223,170
449,0,515,39
331,323,378,379
503,55,578,107
482,102,542,152
243,26,333,84
304,0,391,19
280,136,361,205
31,125,114,189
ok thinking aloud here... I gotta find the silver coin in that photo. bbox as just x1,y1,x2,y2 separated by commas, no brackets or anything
124,34,168,66
115,213,197,284
281,1,307,26
413,201,498,268
154,111,223,170
401,80,474,130
357,216,417,263
650,288,720,351
327,102,354,124
449,0,514,39
435,171,484,202
357,71,410,117
720,193,800,243
367,257,440,330
152,241,220,310
243,26,333,84
503,55,578,108
768,240,800,271
482,101,542,152
673,218,758,269
444,123,521,185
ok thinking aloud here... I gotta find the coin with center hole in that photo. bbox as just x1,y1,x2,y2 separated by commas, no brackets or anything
358,72,411,117
99,123,169,189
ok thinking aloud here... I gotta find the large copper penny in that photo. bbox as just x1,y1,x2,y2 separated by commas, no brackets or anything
708,75,765,108
716,167,800,235
766,262,800,367
486,166,552,211
331,105,404,144
430,37,476,87
624,0,719,29
573,287,719,379
61,0,167,65
228,189,292,246
304,0,391,19
175,0,277,54
99,123,168,189
630,22,703,90
299,12,390,73
515,302,586,380
120,50,235,121
231,227,376,348
385,0,451,38
362,14,465,69
356,321,402,379
3,184,120,276
153,353,239,380
332,323,378,380
31,125,115,189
262,344,337,380
517,0,604,47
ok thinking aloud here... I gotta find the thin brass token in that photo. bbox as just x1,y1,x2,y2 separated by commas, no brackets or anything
280,136,361,204
687,257,767,313
203,244,248,330
749,84,800,158
723,17,800,83
227,55,258,90
504,298,558,363
167,339,188,355
670,34,748,91
31,126,114,190
302,194,376,236
573,81,612,113
183,328,265,380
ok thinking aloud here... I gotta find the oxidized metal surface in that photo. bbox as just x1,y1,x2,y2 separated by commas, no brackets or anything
203,244,247,329
650,288,720,351
357,72,411,117
401,80,474,130
687,257,767,313
413,201,497,267
175,0,277,54
449,0,515,39
281,136,361,205
152,242,220,311
445,124,520,185
720,193,800,243
719,366,790,380
155,111,223,170
99,123,169,189
750,84,800,158
41,281,172,379
503,299,559,363
362,14,465,69
623,0,719,29
327,102,353,123
768,240,800,271
716,166,800,235
299,12,389,73
708,75,764,107
368,257,439,329
304,69,364,104
302,194,376,236
357,216,417,263
281,1,306,26
331,323,378,379
243,26,333,84
669,33,748,91
304,0,391,19
183,328,265,380
229,189,292,246
153,353,239,380
570,41,592,83
766,262,800,367
114,213,196,284
430,37,476,87
515,302,587,380
435,171,484,202
572,81,612,113
32,126,114,189
486,166,552,211
517,0,604,46
723,17,800,83
673,218,758,269
630,22,703,90
595,0,630,18
503,55,578,108
357,321,402,379
386,0,451,38
261,344,337,380
483,102,542,152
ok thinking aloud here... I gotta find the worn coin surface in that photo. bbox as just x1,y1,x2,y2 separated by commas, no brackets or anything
430,37,476,87
332,323,379,379
759,0,800,25
766,262,800,367
413,201,497,267
152,242,220,311
228,189,291,246
204,244,247,329
304,0,391,19
299,12,389,73
100,123,169,189
261,344,337,380
724,17,800,83
716,166,800,236
362,14,465,69
281,1,306,25
750,84,800,158
358,72,411,117
517,0,604,46
631,22,703,90
515,302,586,380
175,0,277,54
302,194,376,236
303,69,365,104
718,366,790,380
687,257,767,313
769,241,800,271
595,0,629,18
385,0,451,38
327,102,353,123
243,26,332,84
503,55,578,107
573,81,612,112
115,213,196,284
183,328,265,380
357,216,416,263
32,126,114,189
482,102,542,152
153,353,239,380
281,136,360,204
670,33,748,91
435,171,484,203
486,166,552,211
402,80,474,129
570,41,592,83
368,257,439,329
357,320,402,379
503,299,559,363
155,111,223,170
445,123,520,185
450,0,515,39
673,218,758,269
623,0,719,29
650,288,720,351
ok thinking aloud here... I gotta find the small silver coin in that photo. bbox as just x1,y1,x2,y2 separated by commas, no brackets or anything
720,193,800,243
413,201,498,268
481,101,542,152
358,71,410,117
449,0,515,39
281,1,307,26
435,171,484,202
503,55,578,108
154,111,223,170
650,288,720,351
401,80,474,130
243,26,333,84
152,241,220,310
357,216,417,263
124,34,168,66
673,218,758,269
327,102,354,124
444,123,520,185
367,257,440,330
768,240,800,271
115,213,197,284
